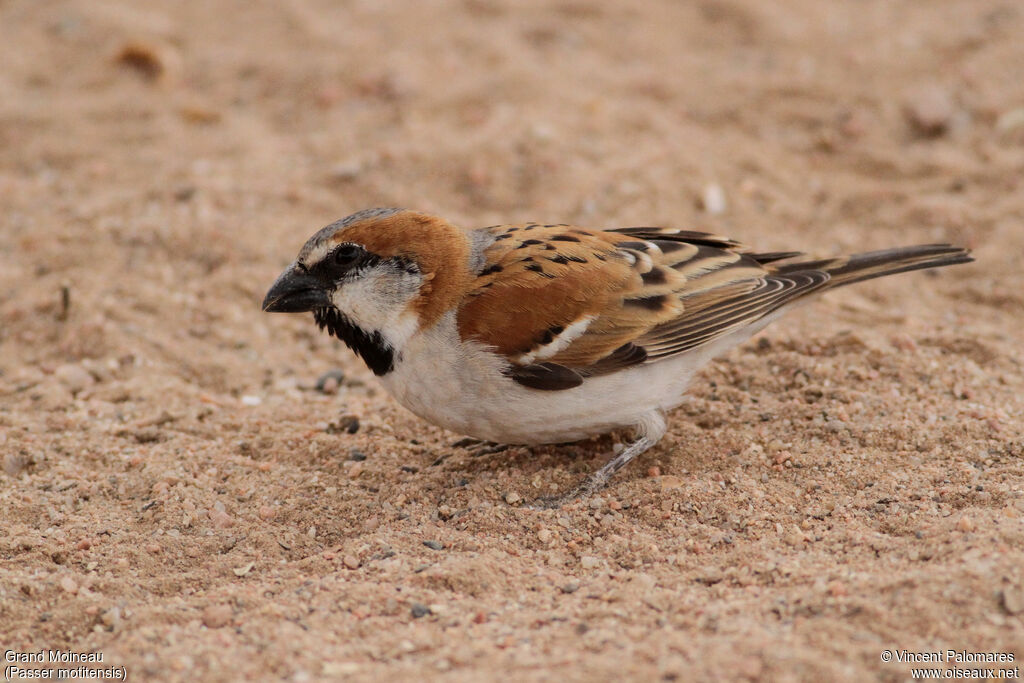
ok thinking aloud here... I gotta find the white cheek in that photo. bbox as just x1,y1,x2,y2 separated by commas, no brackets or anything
331,277,390,329
329,270,422,348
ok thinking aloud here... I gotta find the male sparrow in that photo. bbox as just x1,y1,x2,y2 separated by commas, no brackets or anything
263,208,972,503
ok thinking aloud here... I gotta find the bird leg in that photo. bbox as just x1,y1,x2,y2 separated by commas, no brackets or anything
537,410,667,508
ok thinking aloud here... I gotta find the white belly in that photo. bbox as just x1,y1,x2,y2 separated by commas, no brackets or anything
378,312,751,444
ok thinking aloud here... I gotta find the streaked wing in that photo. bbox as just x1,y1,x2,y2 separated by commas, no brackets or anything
456,223,782,387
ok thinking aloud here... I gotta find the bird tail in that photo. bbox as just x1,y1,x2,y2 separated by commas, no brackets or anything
769,244,973,289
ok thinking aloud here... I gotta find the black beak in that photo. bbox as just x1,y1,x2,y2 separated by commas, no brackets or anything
262,266,331,313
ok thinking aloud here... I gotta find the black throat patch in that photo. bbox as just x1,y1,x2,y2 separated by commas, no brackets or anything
314,308,395,376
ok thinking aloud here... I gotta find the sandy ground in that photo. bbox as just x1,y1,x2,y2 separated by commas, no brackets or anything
2,0,1024,680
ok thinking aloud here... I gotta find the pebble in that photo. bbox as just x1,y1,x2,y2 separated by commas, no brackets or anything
322,662,361,676
659,475,684,491
258,506,276,521
537,529,553,544
327,415,360,434
504,491,522,505
647,466,661,478
956,514,976,532
210,507,234,529
580,555,600,569
316,369,345,394
100,607,121,631
423,540,444,551
33,381,72,410
696,569,723,585
59,576,78,594
996,108,1024,135
2,453,29,476
343,555,360,570
202,604,233,628
329,161,362,182
146,543,161,554
588,497,606,509
348,449,367,461
903,83,955,136
1001,587,1024,615
561,582,580,594
410,603,431,619
700,183,727,215
240,395,261,406
54,363,94,395
827,580,847,598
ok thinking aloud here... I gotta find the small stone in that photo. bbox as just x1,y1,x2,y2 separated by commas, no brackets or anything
410,603,431,618
146,543,161,554
329,161,362,182
504,491,522,505
647,466,661,478
537,529,553,544
59,576,78,594
315,369,345,394
696,569,723,585
202,604,233,628
240,395,261,406
588,497,606,509
210,507,234,529
232,562,254,577
100,607,121,631
322,662,361,676
54,364,94,395
1000,587,1024,615
423,540,444,551
2,453,30,476
956,515,975,532
561,582,580,594
327,415,360,434
343,555,360,570
76,539,92,551
258,506,276,521
580,555,600,569
889,334,918,352
904,83,955,137
827,580,847,597
996,108,1024,136
659,475,684,491
699,183,727,215
348,449,367,461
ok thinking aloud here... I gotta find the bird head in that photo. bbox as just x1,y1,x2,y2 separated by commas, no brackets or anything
262,208,474,375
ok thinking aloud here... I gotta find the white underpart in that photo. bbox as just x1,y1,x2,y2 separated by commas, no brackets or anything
379,310,782,445
514,315,595,364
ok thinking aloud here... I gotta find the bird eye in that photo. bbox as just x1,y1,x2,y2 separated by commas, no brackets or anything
333,244,361,267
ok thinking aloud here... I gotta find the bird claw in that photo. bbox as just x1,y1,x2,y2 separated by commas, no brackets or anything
433,439,511,467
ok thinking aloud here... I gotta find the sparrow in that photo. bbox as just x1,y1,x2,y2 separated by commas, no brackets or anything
262,208,972,504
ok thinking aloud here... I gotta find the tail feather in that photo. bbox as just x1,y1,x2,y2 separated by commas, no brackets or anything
771,244,973,289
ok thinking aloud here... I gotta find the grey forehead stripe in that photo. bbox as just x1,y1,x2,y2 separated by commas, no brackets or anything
299,207,405,260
